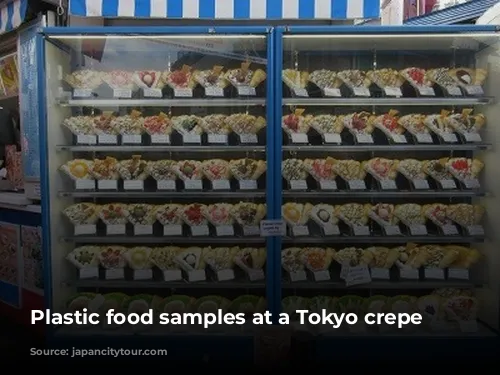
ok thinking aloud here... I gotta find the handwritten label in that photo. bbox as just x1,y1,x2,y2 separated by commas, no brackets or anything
106,224,126,235
74,224,96,236
312,270,330,281
174,88,193,97
163,224,183,236
134,224,153,235
348,179,366,190
353,87,370,97
289,180,308,190
380,180,397,190
73,88,92,98
322,224,340,236
105,268,125,280
75,179,95,190
79,267,98,279
98,134,118,144
239,134,258,144
424,268,445,279
163,269,182,281
182,134,201,144
415,133,433,143
384,225,401,236
216,225,234,237
293,88,308,97
384,86,402,97
243,225,260,236
237,86,256,96
463,132,482,143
448,268,469,280
319,180,337,190
340,264,350,279
291,225,309,237
291,133,309,144
412,179,430,190
465,85,484,96
247,269,265,281
371,268,390,279
324,88,341,97
208,134,228,144
418,86,435,96
184,180,202,190
133,269,153,280
400,268,419,279
459,320,478,333
441,133,458,143
260,220,286,237
463,179,480,189
446,86,462,96
98,180,118,190
212,180,230,190
187,270,206,282
441,224,459,236
191,225,209,237
239,180,258,190
76,135,97,145
466,225,484,236
289,270,307,282
323,133,342,144
143,88,162,98
345,265,371,286
391,134,407,144
409,225,427,236
205,86,224,97
217,269,235,281
355,133,373,144
439,179,456,190
150,134,170,144
157,180,176,190
353,225,370,236
113,89,132,98
121,134,142,144
123,180,144,190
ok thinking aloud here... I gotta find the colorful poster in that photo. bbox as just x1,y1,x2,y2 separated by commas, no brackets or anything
0,222,20,286
0,54,19,96
21,225,43,295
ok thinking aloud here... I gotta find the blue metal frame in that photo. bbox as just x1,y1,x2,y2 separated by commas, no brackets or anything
283,25,498,34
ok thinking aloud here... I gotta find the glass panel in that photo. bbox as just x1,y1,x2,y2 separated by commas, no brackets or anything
44,33,269,335
281,32,498,336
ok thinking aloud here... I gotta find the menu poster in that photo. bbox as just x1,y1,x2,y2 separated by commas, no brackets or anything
0,54,19,96
21,225,43,295
0,222,20,287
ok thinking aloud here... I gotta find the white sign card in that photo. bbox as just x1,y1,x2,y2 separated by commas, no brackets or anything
106,224,126,235
76,135,97,145
163,224,183,236
260,220,286,237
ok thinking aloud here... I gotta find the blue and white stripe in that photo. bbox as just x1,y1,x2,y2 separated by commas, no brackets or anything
0,0,28,35
69,0,380,19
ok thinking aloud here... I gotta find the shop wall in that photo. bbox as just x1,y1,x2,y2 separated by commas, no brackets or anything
0,207,43,333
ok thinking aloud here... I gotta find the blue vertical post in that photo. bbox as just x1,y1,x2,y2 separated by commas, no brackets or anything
265,27,276,320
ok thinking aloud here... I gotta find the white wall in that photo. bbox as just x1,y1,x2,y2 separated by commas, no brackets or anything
381,0,405,25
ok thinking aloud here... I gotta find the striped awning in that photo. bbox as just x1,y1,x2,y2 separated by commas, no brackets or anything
0,0,28,35
69,0,380,20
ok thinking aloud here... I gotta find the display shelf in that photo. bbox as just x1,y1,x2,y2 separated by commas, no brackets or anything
281,280,476,289
59,191,266,198
282,236,485,244
282,97,494,107
283,190,488,198
61,236,266,244
66,279,265,289
58,98,267,107
56,145,266,152
283,144,492,152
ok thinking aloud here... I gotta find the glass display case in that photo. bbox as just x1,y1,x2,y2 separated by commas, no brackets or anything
278,26,500,337
40,27,274,337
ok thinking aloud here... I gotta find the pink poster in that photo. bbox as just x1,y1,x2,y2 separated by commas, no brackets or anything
0,222,20,286
21,226,43,295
